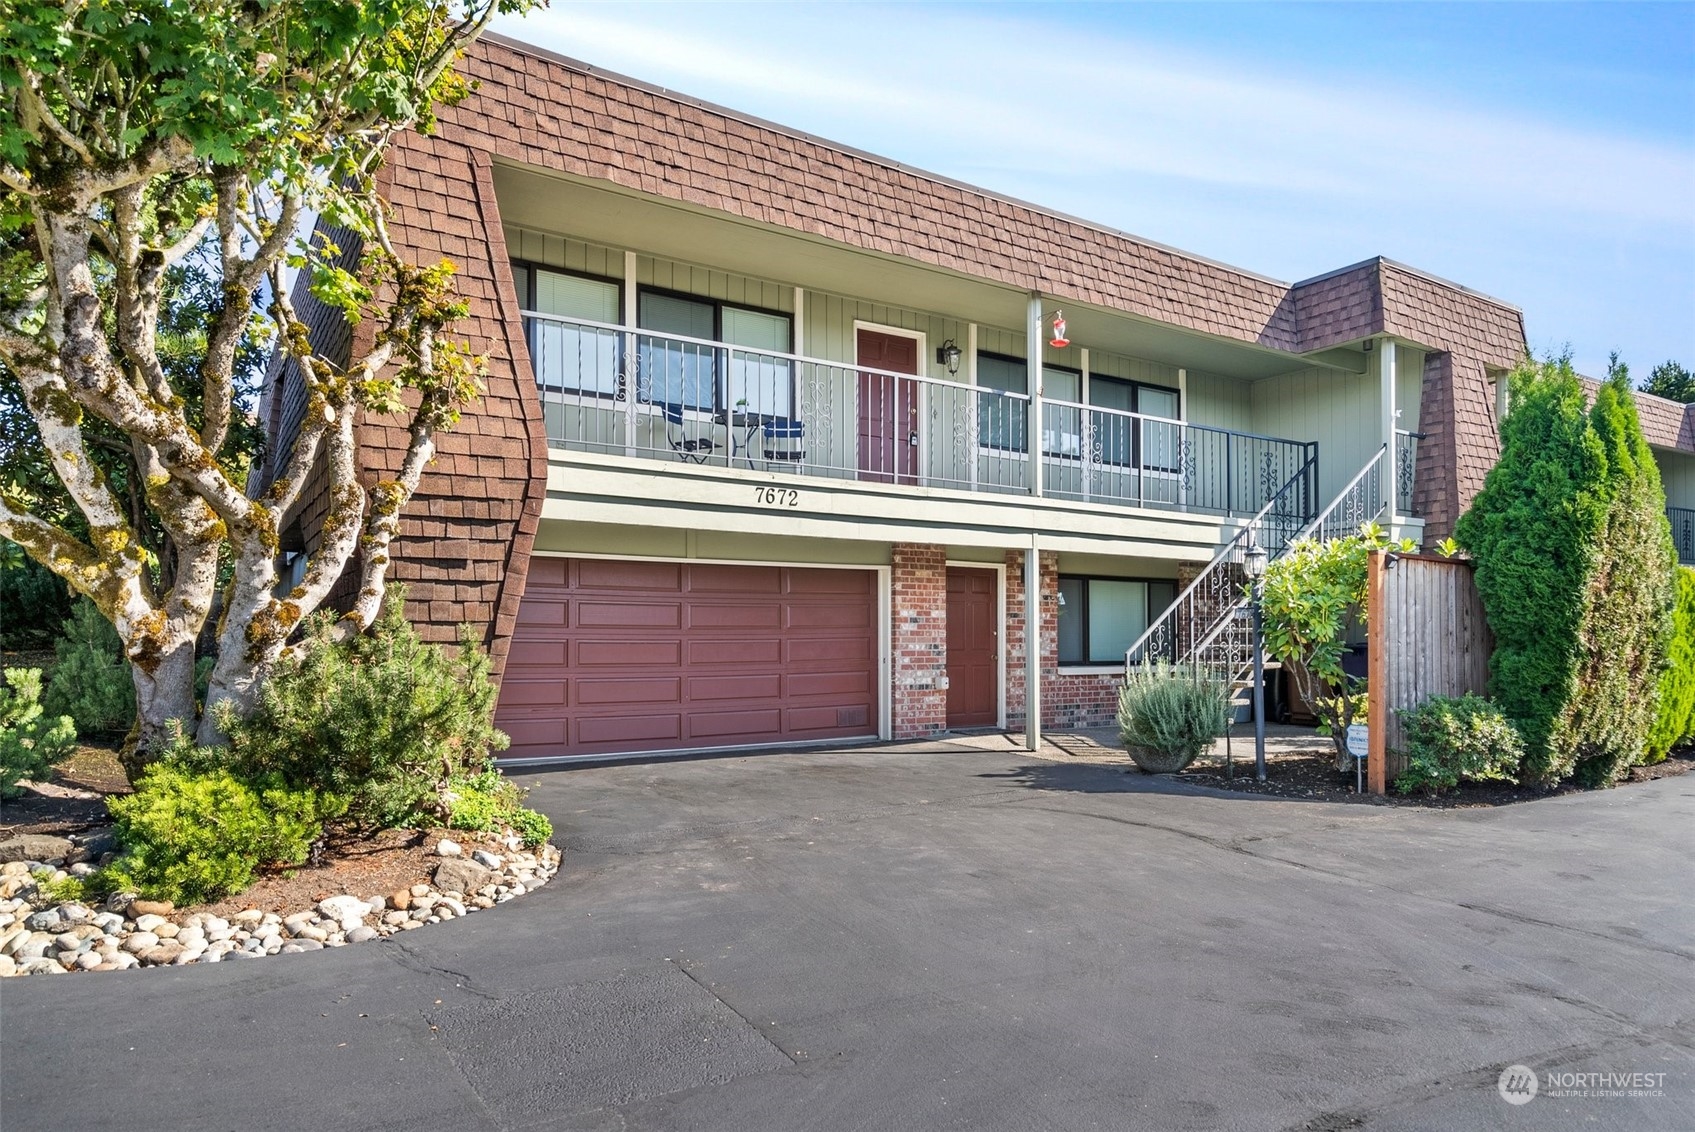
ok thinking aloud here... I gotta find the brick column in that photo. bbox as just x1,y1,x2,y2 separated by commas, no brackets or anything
1005,549,1059,728
891,544,949,739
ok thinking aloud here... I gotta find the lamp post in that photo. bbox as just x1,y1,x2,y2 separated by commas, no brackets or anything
1243,536,1269,782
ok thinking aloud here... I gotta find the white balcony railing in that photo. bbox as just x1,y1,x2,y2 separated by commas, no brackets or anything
523,311,1317,520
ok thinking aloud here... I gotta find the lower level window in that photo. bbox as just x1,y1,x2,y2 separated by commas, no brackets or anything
1057,576,1178,665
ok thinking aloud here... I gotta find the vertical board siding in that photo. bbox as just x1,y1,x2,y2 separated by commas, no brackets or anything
1251,365,1379,503
506,226,623,281
1380,555,1493,780
1659,448,1695,510
1395,345,1425,433
1186,369,1252,433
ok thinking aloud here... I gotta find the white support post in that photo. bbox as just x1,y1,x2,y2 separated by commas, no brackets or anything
793,286,805,355
1024,532,1041,751
1080,348,1091,502
1379,337,1397,524
1027,294,1044,498
623,250,639,458
967,322,980,493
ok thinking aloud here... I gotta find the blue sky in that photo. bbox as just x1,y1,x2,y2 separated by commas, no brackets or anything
493,2,1695,381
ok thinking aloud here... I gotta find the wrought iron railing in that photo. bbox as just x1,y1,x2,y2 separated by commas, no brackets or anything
1297,444,1388,543
1121,450,1319,670
1671,506,1695,565
1395,429,1424,517
1124,446,1390,687
522,311,1317,518
1040,398,1315,518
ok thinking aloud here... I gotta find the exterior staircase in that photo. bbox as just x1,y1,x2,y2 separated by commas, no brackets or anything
1124,444,1391,695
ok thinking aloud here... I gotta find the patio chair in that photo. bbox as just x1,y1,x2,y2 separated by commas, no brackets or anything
664,403,717,463
760,418,805,470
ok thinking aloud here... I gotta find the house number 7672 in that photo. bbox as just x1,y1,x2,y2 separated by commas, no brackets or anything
755,487,799,508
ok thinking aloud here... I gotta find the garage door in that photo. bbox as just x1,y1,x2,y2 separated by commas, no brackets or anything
496,557,880,759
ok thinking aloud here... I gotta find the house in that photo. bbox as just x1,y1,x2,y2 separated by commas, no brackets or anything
259,33,1693,764
1635,394,1695,566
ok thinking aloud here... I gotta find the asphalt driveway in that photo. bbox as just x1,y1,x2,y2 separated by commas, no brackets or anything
2,740,1692,1131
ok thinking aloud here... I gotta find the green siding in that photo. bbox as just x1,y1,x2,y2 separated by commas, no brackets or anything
1660,448,1695,510
1251,365,1379,503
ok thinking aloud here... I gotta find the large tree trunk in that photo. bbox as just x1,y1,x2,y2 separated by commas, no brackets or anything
126,638,200,780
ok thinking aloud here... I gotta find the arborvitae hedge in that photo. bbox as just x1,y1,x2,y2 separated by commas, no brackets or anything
1558,370,1677,786
1456,357,1607,784
1645,567,1695,762
1458,358,1678,786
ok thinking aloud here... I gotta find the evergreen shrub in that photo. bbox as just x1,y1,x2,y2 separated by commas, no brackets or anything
1457,358,1608,783
0,547,73,650
1560,370,1677,786
221,591,511,831
106,753,345,904
43,598,136,737
1395,694,1524,795
1645,567,1695,762
0,667,77,797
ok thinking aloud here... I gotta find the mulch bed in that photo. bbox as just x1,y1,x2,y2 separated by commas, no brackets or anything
0,741,128,838
1172,746,1695,808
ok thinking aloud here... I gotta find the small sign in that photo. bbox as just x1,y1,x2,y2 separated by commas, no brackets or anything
1346,723,1369,759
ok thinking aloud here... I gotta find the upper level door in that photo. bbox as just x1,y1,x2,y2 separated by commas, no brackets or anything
857,328,920,484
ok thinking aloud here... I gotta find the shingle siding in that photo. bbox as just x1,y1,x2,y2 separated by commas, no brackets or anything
265,33,1591,665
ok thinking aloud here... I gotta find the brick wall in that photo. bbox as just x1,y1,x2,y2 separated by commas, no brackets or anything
890,543,949,739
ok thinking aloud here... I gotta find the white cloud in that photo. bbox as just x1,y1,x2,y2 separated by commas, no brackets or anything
503,4,1695,229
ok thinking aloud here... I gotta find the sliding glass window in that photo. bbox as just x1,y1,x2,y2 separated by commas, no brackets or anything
1057,576,1179,665
977,352,1028,452
520,265,621,398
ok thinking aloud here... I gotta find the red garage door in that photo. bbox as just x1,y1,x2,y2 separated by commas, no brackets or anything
496,558,880,759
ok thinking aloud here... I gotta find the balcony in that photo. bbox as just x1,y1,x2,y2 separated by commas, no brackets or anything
1671,507,1694,565
524,311,1318,523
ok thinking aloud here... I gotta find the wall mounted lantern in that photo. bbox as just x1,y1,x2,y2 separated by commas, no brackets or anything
936,339,962,377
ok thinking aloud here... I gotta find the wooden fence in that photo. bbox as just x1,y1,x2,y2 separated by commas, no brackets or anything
1367,552,1494,790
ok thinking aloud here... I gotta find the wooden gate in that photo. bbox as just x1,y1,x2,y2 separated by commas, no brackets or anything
1367,552,1493,790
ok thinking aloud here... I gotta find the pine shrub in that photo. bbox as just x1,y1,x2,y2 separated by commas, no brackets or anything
1559,370,1677,786
1645,567,1695,762
106,759,345,905
1395,694,1524,795
42,598,136,737
221,592,510,831
0,548,73,650
1,668,77,797
1456,357,1608,784
1118,661,1233,773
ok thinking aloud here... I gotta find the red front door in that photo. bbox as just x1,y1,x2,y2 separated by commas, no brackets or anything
946,567,998,728
857,328,920,484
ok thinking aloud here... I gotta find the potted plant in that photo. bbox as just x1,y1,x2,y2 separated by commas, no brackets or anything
1117,661,1233,774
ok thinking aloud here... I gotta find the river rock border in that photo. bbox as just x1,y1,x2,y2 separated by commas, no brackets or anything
0,833,561,978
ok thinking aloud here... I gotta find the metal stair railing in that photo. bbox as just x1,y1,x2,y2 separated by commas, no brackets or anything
1295,444,1387,543
1124,445,1391,687
1122,452,1317,671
